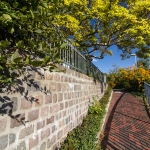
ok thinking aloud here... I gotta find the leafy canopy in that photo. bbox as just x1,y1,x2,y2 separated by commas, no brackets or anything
137,58,150,69
54,0,150,60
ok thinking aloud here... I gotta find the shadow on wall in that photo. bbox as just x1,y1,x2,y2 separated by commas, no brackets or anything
0,66,50,125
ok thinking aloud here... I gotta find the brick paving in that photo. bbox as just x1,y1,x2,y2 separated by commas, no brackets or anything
101,91,150,150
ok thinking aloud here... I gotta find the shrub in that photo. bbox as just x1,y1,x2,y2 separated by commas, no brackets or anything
107,66,150,92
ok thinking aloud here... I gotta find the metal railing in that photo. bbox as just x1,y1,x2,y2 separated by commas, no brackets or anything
50,25,106,83
58,39,105,82
49,25,105,83
144,81,150,105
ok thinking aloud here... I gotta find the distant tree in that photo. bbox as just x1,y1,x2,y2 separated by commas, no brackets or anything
137,58,150,69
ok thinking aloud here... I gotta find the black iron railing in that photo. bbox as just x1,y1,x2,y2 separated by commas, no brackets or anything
144,81,150,105
58,39,106,83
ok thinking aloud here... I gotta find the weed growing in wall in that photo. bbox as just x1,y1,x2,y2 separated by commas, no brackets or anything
60,86,112,150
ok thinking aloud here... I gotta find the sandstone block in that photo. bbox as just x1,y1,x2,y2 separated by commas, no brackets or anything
53,74,60,82
0,134,8,150
65,102,68,108
19,125,34,139
57,130,63,140
27,81,41,92
9,133,16,145
60,103,64,110
29,135,38,149
13,141,26,150
11,97,18,112
37,120,45,130
47,116,54,125
28,109,39,122
47,135,56,148
45,95,52,104
49,82,57,92
40,107,49,118
53,94,57,103
0,117,7,133
50,104,59,113
64,93,68,100
21,97,32,109
35,95,43,106
45,71,53,80
57,83,61,91
52,125,56,133
10,113,25,128
58,93,63,101
41,128,50,140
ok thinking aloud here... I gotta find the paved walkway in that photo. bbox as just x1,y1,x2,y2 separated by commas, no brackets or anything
101,91,150,150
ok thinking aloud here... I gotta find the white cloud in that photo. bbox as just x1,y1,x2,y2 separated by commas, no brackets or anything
92,58,98,62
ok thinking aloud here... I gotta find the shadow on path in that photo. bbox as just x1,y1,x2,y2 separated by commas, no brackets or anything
101,92,125,150
101,92,150,150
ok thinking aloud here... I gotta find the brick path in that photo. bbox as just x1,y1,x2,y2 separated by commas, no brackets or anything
101,91,150,150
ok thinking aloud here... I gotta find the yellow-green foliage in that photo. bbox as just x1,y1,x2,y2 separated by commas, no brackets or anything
52,0,150,60
107,66,150,92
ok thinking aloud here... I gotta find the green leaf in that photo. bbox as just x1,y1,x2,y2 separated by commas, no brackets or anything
34,29,42,34
49,66,55,72
31,60,42,67
38,43,42,50
8,26,14,34
60,42,68,48
7,78,12,83
26,56,31,64
49,63,57,69
0,40,11,48
54,52,60,59
10,13,19,19
2,14,12,22
28,40,35,49
53,0,60,4
42,56,51,66
13,57,22,63
40,2,48,8
22,6,27,12
30,9,34,19
16,40,24,48
11,50,20,63
13,2,19,8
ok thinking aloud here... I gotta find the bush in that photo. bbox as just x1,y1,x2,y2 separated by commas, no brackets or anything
107,66,150,92
60,86,112,150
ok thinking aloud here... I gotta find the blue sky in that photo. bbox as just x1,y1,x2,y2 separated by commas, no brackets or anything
92,45,138,74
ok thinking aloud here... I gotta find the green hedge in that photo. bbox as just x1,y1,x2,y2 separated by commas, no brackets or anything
60,86,112,150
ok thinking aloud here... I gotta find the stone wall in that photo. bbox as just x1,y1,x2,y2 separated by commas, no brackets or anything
0,66,106,150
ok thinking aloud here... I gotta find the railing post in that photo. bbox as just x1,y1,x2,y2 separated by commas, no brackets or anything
144,82,150,105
